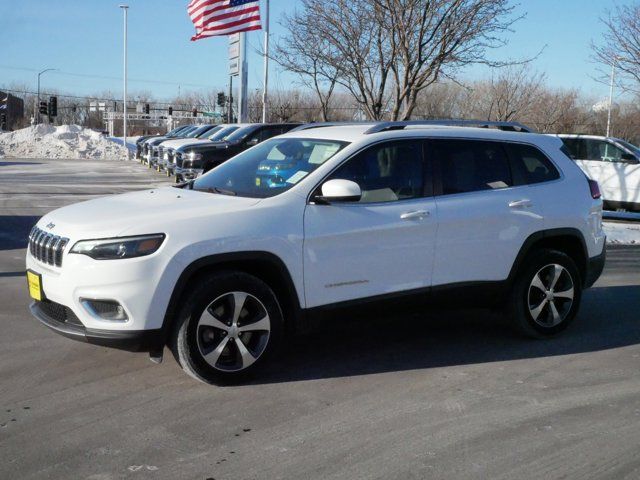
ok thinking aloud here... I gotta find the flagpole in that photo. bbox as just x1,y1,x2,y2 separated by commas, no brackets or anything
262,0,269,123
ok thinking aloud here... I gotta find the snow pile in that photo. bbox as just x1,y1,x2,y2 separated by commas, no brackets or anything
604,221,640,245
0,124,128,160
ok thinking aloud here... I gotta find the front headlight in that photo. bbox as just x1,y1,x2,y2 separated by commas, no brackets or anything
187,152,203,161
70,234,165,260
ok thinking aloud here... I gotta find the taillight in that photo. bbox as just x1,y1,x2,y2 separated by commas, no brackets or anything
588,179,601,199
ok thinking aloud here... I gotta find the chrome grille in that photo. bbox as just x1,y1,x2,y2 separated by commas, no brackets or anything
28,226,69,267
176,152,184,168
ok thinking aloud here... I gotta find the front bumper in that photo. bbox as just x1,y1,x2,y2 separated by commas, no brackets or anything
30,300,163,352
25,245,180,333
175,167,203,180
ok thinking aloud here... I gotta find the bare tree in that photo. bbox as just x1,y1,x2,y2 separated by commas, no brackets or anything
276,0,392,120
593,3,640,92
471,66,546,121
273,10,342,121
276,0,522,120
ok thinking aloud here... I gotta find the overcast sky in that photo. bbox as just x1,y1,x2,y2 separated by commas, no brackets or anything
0,0,623,103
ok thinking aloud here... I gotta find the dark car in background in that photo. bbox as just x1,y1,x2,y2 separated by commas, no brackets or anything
141,125,197,164
155,124,219,171
135,126,191,160
166,124,241,177
175,123,300,182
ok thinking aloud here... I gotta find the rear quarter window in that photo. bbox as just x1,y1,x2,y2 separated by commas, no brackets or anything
508,143,560,185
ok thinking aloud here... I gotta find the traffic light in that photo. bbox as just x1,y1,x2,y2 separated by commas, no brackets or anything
144,103,150,114
168,106,173,116
217,92,225,107
192,107,197,117
39,101,48,115
48,96,58,117
0,113,6,130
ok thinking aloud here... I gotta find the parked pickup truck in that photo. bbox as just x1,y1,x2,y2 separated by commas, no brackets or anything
141,125,197,165
166,125,241,177
155,125,218,172
175,123,300,182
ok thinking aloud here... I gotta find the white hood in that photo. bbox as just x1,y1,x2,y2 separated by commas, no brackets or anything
159,138,207,149
38,187,261,239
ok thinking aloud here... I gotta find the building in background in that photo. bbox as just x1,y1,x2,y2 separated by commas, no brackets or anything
0,91,25,131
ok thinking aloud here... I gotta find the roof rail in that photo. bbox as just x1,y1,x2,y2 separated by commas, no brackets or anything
290,121,377,132
363,120,535,134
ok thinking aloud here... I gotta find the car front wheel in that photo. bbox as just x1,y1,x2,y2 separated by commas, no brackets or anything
170,271,284,384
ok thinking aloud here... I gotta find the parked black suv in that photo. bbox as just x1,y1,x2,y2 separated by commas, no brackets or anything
175,123,300,182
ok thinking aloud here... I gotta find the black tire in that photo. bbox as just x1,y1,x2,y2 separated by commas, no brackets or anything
508,249,582,338
170,271,284,384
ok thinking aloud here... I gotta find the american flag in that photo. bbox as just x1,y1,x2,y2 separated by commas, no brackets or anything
188,0,262,41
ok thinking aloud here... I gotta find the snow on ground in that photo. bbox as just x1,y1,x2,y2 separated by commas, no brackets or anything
604,221,640,245
108,136,140,151
0,124,128,160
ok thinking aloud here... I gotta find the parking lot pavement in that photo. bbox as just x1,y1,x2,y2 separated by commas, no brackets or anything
2,158,640,480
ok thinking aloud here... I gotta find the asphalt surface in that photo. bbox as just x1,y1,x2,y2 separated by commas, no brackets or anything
1,158,640,480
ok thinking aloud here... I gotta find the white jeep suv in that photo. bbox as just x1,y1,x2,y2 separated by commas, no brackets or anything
26,121,606,384
555,134,640,212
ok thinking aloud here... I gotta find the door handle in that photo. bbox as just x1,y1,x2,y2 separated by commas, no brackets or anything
400,210,430,220
508,199,533,208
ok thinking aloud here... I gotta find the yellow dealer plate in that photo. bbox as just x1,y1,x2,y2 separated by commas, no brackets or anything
26,270,43,301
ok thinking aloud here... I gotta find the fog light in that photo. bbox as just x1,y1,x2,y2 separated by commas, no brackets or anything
81,299,128,321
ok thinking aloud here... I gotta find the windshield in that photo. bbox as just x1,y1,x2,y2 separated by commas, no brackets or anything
207,126,239,141
192,137,348,198
223,125,258,142
167,126,188,137
177,126,197,137
617,139,640,155
188,125,214,138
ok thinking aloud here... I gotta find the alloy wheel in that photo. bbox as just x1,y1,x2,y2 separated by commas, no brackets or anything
196,291,271,372
527,263,575,327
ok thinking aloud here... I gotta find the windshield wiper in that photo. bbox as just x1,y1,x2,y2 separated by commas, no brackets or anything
207,186,236,196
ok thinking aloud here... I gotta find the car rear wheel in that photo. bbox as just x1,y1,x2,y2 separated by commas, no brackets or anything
508,249,582,338
170,271,284,384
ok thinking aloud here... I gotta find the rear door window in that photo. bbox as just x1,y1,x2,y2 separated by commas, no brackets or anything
431,140,513,195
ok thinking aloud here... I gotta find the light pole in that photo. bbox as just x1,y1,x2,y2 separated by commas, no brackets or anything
37,68,56,124
120,5,129,159
606,57,618,138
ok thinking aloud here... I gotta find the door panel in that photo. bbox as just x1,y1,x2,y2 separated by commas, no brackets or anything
430,139,545,285
433,189,544,285
303,139,436,308
303,199,437,307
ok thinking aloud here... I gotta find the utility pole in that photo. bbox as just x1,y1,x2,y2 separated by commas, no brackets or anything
228,76,233,123
37,68,56,124
606,58,616,138
120,5,129,159
238,32,248,123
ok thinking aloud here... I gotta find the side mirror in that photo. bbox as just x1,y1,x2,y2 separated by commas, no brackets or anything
314,179,362,204
246,137,259,146
621,152,639,163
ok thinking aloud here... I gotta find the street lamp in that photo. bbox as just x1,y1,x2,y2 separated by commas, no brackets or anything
606,56,619,138
37,68,56,124
120,5,129,159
